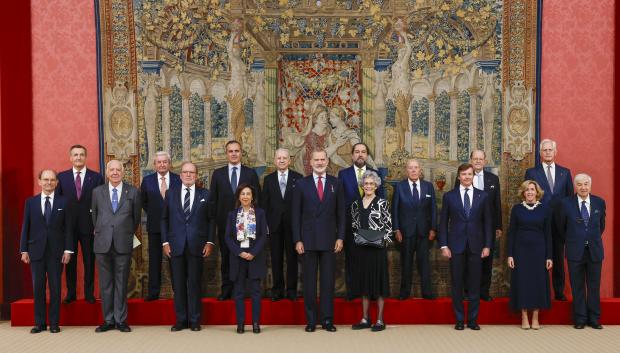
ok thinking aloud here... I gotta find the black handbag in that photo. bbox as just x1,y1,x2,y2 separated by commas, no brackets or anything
355,229,387,248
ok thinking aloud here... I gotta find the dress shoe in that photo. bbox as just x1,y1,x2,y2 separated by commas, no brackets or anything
589,322,603,329
116,322,132,332
480,295,493,302
467,322,481,330
371,322,386,332
351,320,371,330
398,295,409,301
271,294,283,302
422,294,436,300
30,325,46,334
574,323,586,329
49,326,61,333
95,323,115,333
252,322,261,334
345,294,357,301
236,324,245,334
454,321,465,330
85,296,96,304
287,294,297,301
304,324,316,332
217,293,232,301
190,324,201,331
322,322,337,332
62,295,76,304
144,295,159,302
555,295,568,301
531,321,540,330
170,324,187,332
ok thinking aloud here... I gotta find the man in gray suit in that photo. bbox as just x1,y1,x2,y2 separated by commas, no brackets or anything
91,160,141,332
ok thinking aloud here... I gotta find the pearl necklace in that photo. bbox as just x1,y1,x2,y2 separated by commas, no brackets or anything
521,201,541,210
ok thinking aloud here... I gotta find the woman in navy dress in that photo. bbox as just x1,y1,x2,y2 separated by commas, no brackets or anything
507,180,552,329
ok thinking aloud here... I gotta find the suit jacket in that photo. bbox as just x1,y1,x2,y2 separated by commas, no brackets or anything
524,163,573,207
392,179,437,238
208,165,261,230
56,168,104,235
291,175,346,251
91,182,141,254
260,169,303,233
556,195,606,262
337,166,385,209
20,194,74,261
453,170,502,230
161,185,214,257
224,208,268,280
438,187,493,255
141,172,181,233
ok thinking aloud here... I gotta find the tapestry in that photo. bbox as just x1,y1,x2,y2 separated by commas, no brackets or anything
96,0,540,298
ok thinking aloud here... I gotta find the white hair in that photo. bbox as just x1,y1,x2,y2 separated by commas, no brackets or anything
154,151,171,162
359,170,382,187
106,159,124,172
275,148,290,158
574,173,592,185
539,139,557,152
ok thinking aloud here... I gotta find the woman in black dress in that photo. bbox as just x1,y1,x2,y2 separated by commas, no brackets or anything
507,180,553,329
350,170,392,332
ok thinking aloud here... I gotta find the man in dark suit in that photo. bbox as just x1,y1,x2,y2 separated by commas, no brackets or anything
208,140,261,300
140,151,181,301
91,160,141,333
439,163,492,330
20,169,74,333
453,150,502,301
556,173,606,329
393,159,437,300
524,139,573,300
261,148,302,301
337,142,384,300
56,144,104,304
161,162,214,331
292,149,345,332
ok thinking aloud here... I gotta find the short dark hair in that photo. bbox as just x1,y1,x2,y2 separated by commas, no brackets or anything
457,163,474,176
225,140,242,150
351,142,370,155
234,183,257,209
69,144,87,155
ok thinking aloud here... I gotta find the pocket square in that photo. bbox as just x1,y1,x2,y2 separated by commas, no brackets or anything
594,210,600,214
200,199,206,202
57,208,63,211
490,185,495,189
425,194,431,198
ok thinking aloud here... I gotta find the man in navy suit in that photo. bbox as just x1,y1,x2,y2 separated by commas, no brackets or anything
56,144,104,304
20,169,74,333
524,139,573,300
556,173,606,329
140,151,181,301
392,159,437,300
208,140,261,300
161,162,214,331
337,142,384,300
261,148,302,301
293,149,345,332
439,163,492,330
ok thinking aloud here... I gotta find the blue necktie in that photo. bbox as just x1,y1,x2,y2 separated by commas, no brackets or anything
231,167,238,193
44,196,52,225
411,182,419,205
112,188,118,213
580,200,589,225
184,187,191,221
463,188,471,218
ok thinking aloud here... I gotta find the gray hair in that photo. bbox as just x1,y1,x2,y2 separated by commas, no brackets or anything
106,159,124,172
154,151,171,162
540,139,557,152
359,170,381,187
574,173,592,185
274,148,290,158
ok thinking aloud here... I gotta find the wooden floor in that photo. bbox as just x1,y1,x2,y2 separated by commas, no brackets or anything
2,322,620,353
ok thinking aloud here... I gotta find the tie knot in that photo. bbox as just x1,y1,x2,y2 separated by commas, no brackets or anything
582,200,587,206
186,187,191,192
465,188,469,192
76,171,81,175
45,196,50,201
161,176,166,181
233,166,237,171
113,188,117,193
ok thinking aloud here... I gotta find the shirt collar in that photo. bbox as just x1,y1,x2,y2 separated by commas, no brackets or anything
109,182,123,192
542,162,556,169
474,170,484,176
460,184,472,192
229,163,241,170
408,178,419,186
278,169,289,177
182,184,196,191
73,167,86,175
355,165,366,173
313,172,326,180
157,171,170,180
41,192,55,200
578,195,591,205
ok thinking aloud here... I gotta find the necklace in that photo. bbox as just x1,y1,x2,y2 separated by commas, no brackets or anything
521,201,540,210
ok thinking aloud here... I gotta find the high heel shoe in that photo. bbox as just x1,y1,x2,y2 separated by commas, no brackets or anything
531,321,540,330
521,318,530,330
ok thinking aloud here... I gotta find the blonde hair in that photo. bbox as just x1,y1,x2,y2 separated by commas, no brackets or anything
518,180,544,201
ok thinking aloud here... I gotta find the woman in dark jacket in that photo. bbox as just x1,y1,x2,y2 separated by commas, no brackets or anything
225,183,268,334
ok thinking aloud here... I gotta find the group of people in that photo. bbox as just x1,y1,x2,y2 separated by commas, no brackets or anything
19,138,606,335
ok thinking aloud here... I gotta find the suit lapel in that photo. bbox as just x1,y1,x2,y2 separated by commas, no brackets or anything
103,184,114,213
116,183,129,212
188,188,201,218
537,165,552,193
454,188,466,218
284,173,295,200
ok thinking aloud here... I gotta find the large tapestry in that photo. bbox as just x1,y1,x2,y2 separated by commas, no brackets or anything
97,0,540,298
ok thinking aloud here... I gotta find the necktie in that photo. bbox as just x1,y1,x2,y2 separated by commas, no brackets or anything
317,176,324,201
463,188,471,218
44,196,52,225
75,171,82,200
476,173,484,190
357,168,364,197
112,188,118,213
231,167,238,193
184,187,191,220
580,200,589,225
279,173,287,198
546,165,554,193
411,182,419,204
160,176,167,199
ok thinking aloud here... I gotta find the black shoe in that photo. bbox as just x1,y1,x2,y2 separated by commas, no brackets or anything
422,294,436,300
287,294,297,301
144,295,159,302
95,322,115,333
463,295,470,301
305,324,316,332
271,294,283,302
236,324,245,334
217,293,232,301
398,295,409,301
345,293,356,301
371,322,386,332
252,322,261,334
589,322,603,329
555,295,568,301
85,296,96,304
351,320,371,330
62,295,76,304
454,321,465,330
49,326,61,333
171,324,187,332
190,324,201,331
116,322,132,332
322,322,337,332
30,325,46,334
467,322,481,330
480,295,493,302
574,323,586,329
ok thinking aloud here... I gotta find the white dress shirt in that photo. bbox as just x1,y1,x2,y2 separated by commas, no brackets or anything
459,185,473,208
578,195,591,215
157,171,170,188
313,172,326,189
228,163,242,183
181,184,196,211
73,167,86,188
474,170,484,190
109,182,123,203
543,162,556,182
278,169,289,183
408,178,421,198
